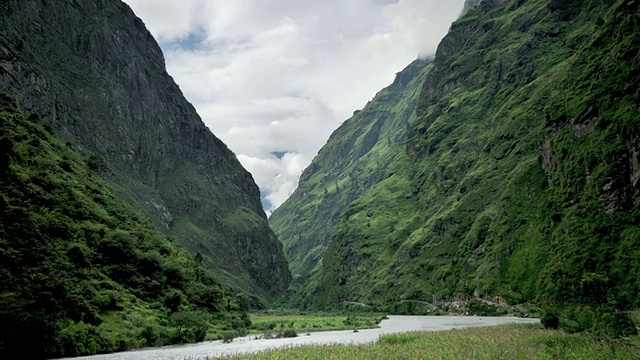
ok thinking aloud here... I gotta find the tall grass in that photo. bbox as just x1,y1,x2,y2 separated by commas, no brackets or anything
213,324,640,359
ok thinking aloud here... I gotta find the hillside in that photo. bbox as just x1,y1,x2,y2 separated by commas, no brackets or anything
269,59,433,288
288,0,640,335
0,94,251,358
0,0,290,305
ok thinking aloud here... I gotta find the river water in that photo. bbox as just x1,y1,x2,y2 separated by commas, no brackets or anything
61,315,540,360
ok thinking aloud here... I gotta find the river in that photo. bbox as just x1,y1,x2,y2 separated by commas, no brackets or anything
60,315,540,360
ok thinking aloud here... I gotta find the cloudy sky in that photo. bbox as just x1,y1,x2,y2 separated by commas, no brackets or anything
123,0,465,215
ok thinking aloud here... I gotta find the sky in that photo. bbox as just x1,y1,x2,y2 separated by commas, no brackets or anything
123,0,466,215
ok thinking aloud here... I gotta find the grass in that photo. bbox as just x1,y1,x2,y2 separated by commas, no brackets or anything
247,312,384,334
212,324,640,359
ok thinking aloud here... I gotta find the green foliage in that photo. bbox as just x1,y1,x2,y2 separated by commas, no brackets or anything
593,312,637,338
163,289,185,313
270,59,434,291
248,312,383,334
0,0,290,309
169,312,208,343
0,95,249,357
58,321,106,357
284,0,640,339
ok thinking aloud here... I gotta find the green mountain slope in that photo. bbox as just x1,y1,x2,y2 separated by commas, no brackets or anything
293,0,640,335
270,59,433,288
0,94,250,358
0,0,290,305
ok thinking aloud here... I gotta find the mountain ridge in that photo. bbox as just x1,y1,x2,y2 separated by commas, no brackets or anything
0,93,253,357
280,0,640,336
0,0,290,305
270,58,433,290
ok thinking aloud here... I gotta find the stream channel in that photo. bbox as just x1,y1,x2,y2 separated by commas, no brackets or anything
61,315,540,360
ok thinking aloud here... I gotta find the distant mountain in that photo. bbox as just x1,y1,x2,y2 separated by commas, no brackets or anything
270,59,433,290
0,0,290,306
282,0,640,336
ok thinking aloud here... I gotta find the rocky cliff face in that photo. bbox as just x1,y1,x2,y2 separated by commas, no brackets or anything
269,59,432,290
0,0,290,305
289,0,639,335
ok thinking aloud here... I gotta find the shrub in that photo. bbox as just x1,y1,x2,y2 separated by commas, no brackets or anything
58,321,105,357
169,312,209,343
593,312,637,338
140,324,159,347
163,289,184,313
140,324,172,347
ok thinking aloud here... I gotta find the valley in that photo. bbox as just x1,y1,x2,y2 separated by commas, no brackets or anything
1,0,639,358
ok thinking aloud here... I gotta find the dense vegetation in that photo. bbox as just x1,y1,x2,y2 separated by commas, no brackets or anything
281,0,640,337
0,94,250,358
220,324,640,360
270,59,433,290
0,0,290,307
248,312,384,335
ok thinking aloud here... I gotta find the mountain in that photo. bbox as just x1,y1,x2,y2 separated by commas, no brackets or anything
0,94,251,358
0,0,290,306
270,59,433,289
283,0,640,336
460,0,482,16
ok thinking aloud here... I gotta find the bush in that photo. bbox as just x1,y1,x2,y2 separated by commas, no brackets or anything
58,321,106,357
140,324,172,347
593,312,637,338
163,289,184,313
169,312,209,343
555,306,638,338
140,325,158,347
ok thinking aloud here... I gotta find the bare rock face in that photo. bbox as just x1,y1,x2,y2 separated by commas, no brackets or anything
0,0,290,305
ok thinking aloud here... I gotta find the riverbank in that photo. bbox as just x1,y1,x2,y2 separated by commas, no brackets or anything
58,316,539,360
219,323,640,360
246,312,383,335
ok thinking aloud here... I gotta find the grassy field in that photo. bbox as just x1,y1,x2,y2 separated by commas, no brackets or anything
247,312,385,335
215,324,640,359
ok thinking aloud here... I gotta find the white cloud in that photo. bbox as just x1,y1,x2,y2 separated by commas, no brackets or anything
124,0,465,214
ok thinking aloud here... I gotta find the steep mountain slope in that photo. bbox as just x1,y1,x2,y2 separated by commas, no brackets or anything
0,94,249,358
0,0,290,305
293,0,640,335
269,59,432,288
461,0,482,16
